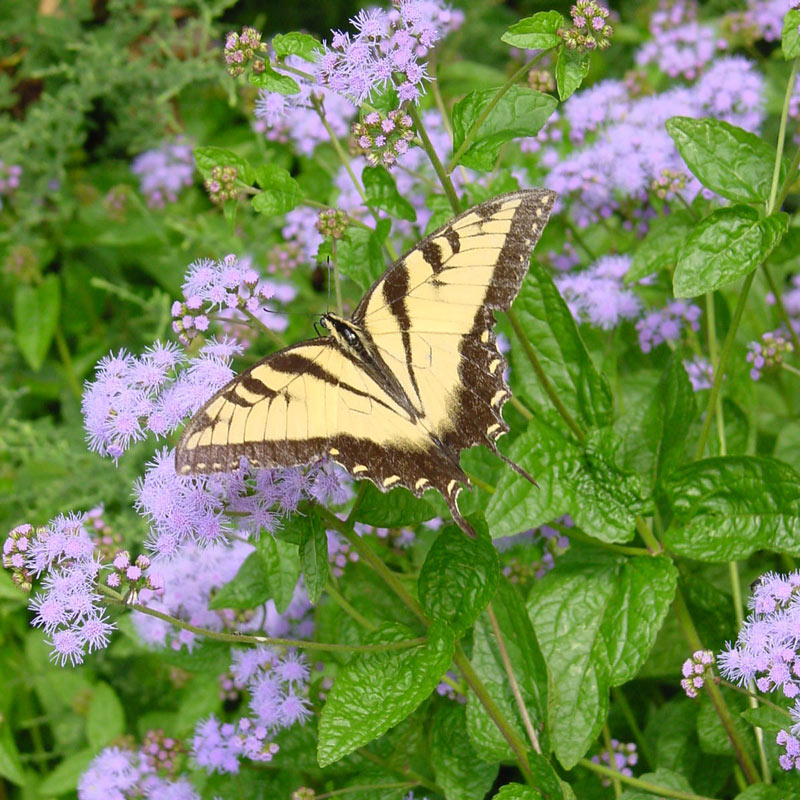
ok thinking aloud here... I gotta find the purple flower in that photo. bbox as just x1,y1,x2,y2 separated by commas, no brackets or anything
746,330,794,381
636,300,701,353
556,255,642,330
590,740,638,785
743,0,795,43
636,19,724,80
684,356,713,391
0,160,22,209
131,140,194,208
495,516,572,582
680,649,715,698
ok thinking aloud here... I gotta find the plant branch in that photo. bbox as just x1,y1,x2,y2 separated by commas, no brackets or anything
579,759,720,800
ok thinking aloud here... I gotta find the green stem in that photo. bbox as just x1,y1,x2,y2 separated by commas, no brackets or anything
634,516,663,555
565,526,650,557
694,271,756,459
99,585,420,653
602,724,622,798
318,783,417,799
356,748,440,794
579,759,719,800
706,291,727,456
716,678,792,717
53,327,81,400
769,58,798,212
331,239,343,316
326,580,376,631
447,52,546,173
240,306,287,348
407,102,461,214
564,217,597,261
507,309,586,442
509,394,534,421
487,603,541,753
776,137,800,209
763,263,800,355
611,687,655,770
453,644,535,784
672,589,760,784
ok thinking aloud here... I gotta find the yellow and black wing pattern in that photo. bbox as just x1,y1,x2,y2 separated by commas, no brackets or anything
175,189,556,530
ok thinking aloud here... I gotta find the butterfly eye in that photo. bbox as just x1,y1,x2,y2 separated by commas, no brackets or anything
343,327,358,347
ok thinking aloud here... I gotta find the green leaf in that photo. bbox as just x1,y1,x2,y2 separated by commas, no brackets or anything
38,748,95,795
735,785,785,800
0,723,24,786
510,260,613,429
486,419,643,542
674,206,788,297
249,65,300,94
495,785,544,800
640,353,696,488
337,225,387,292
782,9,800,59
298,507,328,604
418,516,500,636
741,705,788,735
272,32,321,62
194,146,255,184
467,578,549,762
363,166,416,221
627,211,695,282
252,164,303,215
209,551,269,610
697,688,755,757
666,117,780,204
317,621,454,766
14,274,61,371
430,702,499,800
451,86,557,170
555,45,590,101
662,456,800,561
257,535,301,613
528,550,677,768
351,481,437,527
500,11,565,50
619,768,694,800
87,682,125,750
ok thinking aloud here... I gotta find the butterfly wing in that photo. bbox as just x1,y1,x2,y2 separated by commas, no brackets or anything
353,189,556,480
174,339,469,497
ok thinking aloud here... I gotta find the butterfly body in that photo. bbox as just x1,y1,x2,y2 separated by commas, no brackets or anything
175,190,556,534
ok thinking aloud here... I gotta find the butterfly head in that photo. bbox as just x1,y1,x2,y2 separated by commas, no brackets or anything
320,313,364,355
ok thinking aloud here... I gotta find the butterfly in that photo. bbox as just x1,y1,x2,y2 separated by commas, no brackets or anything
175,189,556,536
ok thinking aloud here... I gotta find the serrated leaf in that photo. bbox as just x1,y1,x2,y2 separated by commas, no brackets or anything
249,66,300,94
467,578,549,762
619,768,694,800
337,225,387,292
272,32,321,62
627,211,695,282
528,550,677,768
14,274,61,371
298,507,328,604
430,702,499,800
495,785,544,800
783,9,800,59
555,45,590,101
640,353,696,488
193,146,255,184
674,206,788,297
501,11,564,50
209,551,269,610
666,117,779,204
317,621,454,766
486,420,643,542
252,164,303,215
351,481,437,527
363,166,416,221
87,682,125,750
40,748,95,795
418,516,499,636
257,535,301,613
510,260,612,429
662,456,800,561
451,86,557,170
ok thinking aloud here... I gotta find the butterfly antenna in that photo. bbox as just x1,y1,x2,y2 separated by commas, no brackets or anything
488,442,538,487
326,255,332,314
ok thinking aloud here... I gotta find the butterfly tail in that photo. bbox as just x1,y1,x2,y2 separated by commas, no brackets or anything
448,494,477,539
488,442,538,488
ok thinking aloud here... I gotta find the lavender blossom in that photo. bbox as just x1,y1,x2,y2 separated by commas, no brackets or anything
590,740,638,785
131,140,194,208
495,516,572,582
683,356,713,391
636,301,701,353
636,15,724,80
0,160,22,209
556,255,642,330
746,330,794,381
680,649,714,698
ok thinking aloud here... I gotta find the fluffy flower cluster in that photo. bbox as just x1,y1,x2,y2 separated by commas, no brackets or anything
543,57,764,226
170,254,295,344
555,255,641,330
192,646,312,773
636,300,701,353
746,330,794,381
0,159,22,209
224,26,268,77
560,1,613,52
352,108,415,167
81,339,238,460
741,0,795,42
590,740,638,785
684,356,713,391
4,514,115,667
316,1,462,104
680,649,714,698
132,538,315,649
130,140,194,208
78,745,197,800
